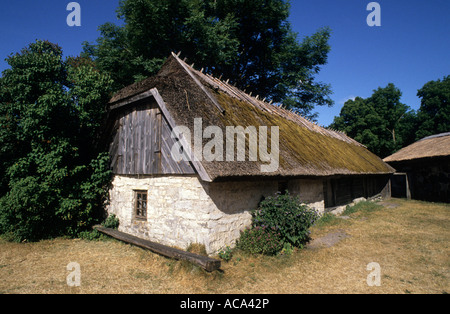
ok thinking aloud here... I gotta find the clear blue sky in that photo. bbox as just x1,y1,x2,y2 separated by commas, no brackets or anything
1,0,449,127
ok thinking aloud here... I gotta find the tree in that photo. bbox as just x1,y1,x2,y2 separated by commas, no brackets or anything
82,0,333,120
0,40,113,241
415,75,450,140
330,83,416,158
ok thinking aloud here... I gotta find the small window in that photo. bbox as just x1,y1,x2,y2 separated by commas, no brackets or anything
134,190,148,220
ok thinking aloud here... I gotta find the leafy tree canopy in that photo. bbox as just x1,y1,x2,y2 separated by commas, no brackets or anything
415,75,450,140
82,0,333,119
0,40,113,241
330,83,416,158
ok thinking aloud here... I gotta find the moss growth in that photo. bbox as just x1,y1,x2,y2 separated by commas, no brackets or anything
214,90,392,175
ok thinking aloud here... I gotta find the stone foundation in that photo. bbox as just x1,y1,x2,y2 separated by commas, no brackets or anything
106,175,326,254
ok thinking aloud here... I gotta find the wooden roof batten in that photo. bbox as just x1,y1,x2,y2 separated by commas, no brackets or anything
109,89,154,111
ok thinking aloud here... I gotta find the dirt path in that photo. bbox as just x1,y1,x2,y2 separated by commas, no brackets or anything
306,229,350,250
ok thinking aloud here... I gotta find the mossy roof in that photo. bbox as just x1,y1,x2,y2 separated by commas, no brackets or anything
109,53,394,181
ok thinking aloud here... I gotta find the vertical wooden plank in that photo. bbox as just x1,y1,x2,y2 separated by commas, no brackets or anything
142,107,147,174
116,113,123,174
142,106,147,174
140,106,147,174
331,179,338,206
136,109,144,175
155,109,162,174
132,110,137,174
121,111,128,175
352,177,364,199
126,109,133,175
149,108,156,174
123,110,129,174
144,104,151,174
150,107,160,174
135,109,141,175
323,179,329,208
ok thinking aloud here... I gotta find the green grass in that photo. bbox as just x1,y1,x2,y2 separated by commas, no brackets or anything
342,201,383,215
314,201,383,229
314,212,341,228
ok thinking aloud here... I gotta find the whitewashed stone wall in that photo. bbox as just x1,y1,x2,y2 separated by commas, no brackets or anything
106,175,325,254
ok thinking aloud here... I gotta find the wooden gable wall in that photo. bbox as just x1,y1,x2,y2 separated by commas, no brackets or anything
109,98,195,176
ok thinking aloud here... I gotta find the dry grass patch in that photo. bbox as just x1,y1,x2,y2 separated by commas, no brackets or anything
0,198,448,294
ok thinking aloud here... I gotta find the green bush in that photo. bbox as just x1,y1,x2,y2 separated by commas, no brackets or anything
235,192,319,256
252,192,319,247
102,214,120,229
77,229,102,241
279,242,294,256
77,214,119,241
0,40,113,242
218,246,233,262
236,226,284,256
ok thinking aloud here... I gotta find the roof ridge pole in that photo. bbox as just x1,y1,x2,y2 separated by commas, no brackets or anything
171,52,225,115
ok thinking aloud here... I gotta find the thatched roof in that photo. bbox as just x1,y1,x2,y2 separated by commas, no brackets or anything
109,53,394,181
384,133,450,163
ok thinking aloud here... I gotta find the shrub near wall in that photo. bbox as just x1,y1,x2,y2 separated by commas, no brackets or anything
237,192,319,255
237,226,284,255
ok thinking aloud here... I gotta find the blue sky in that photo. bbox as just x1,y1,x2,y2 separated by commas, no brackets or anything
1,0,449,127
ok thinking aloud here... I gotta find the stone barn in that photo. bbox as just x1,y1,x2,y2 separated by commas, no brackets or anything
103,53,394,254
384,132,450,203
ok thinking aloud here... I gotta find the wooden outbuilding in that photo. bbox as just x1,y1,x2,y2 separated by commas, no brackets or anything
103,53,394,254
384,132,450,203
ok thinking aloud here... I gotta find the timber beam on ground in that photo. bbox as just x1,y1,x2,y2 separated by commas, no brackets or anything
93,225,221,272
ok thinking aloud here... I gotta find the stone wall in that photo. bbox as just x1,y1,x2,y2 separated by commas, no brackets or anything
107,175,217,253
106,175,326,254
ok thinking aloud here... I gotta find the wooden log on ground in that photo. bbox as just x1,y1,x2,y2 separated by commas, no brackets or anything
94,226,221,272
